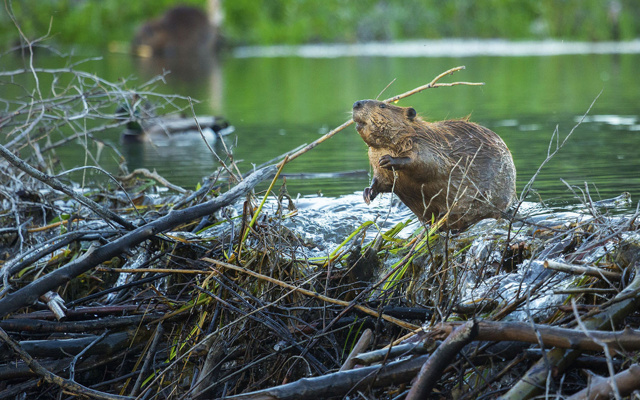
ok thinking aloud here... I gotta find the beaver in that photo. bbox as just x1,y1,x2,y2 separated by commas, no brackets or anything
132,6,216,58
352,99,516,230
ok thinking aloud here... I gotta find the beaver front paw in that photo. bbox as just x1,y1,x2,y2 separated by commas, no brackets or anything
363,186,378,205
379,154,410,170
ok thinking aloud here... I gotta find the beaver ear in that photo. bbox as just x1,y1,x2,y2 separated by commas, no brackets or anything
406,107,416,121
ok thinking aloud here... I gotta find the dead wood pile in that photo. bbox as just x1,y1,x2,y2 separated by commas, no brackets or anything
1,42,640,400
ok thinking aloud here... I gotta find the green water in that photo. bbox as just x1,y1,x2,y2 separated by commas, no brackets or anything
3,46,640,205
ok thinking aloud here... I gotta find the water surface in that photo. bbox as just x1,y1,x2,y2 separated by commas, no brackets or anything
3,40,640,206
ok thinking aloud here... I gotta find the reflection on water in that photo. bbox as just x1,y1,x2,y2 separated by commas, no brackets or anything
133,54,225,113
126,44,640,204
119,131,232,189
4,40,639,206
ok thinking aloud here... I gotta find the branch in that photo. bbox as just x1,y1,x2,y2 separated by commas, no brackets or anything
544,260,621,280
384,65,483,104
130,322,164,397
0,143,136,230
498,263,640,400
0,165,276,319
221,353,431,400
567,364,640,400
280,66,483,165
339,328,373,371
431,321,640,353
406,320,478,400
204,258,419,331
119,168,187,194
0,327,133,400
517,91,601,202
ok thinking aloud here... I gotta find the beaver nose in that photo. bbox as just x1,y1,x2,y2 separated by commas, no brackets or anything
353,100,364,110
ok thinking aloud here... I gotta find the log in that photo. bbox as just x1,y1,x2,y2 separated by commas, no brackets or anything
544,260,621,280
0,314,157,333
0,327,133,400
0,165,276,319
432,321,640,353
567,364,640,400
498,263,640,400
406,320,478,400
220,353,431,400
339,328,373,371
0,332,134,361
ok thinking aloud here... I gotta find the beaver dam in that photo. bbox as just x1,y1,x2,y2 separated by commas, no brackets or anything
1,57,640,400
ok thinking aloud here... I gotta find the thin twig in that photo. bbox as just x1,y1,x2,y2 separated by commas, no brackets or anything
279,66,483,166
0,142,136,230
187,97,240,181
203,258,419,330
544,260,621,280
119,168,187,194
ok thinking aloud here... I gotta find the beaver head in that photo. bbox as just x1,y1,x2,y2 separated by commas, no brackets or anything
352,99,418,149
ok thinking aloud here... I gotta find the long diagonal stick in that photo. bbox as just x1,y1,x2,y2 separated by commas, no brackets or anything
278,66,484,167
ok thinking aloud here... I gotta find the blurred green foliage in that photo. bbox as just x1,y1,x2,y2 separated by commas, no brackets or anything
1,0,638,49
1,0,203,49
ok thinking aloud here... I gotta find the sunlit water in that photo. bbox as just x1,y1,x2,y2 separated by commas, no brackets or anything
103,39,640,316
4,39,639,322
3,39,639,206
189,190,635,319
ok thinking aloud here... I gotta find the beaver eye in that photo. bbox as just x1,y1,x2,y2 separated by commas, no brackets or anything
379,103,387,109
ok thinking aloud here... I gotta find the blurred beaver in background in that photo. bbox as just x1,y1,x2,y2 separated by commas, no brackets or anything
132,6,217,58
352,99,516,230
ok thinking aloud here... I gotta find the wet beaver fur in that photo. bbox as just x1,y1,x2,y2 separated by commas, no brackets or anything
352,99,516,230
